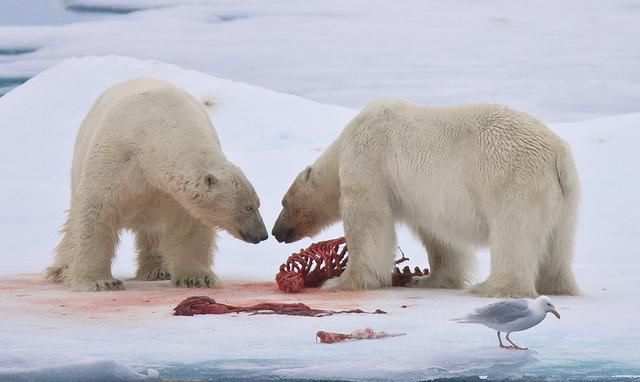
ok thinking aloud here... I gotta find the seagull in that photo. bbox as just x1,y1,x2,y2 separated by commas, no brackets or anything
455,295,561,350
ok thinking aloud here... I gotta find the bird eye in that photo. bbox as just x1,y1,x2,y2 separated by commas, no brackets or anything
245,206,254,212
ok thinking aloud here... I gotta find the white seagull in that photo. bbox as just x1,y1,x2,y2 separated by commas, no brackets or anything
455,295,561,350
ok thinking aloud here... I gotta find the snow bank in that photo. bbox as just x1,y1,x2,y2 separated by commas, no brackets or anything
0,56,639,381
0,55,354,279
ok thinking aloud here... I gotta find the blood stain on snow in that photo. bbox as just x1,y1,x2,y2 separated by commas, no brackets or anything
0,274,378,318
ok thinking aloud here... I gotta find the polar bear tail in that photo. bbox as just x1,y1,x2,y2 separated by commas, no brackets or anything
536,140,580,295
554,142,579,201
201,96,216,108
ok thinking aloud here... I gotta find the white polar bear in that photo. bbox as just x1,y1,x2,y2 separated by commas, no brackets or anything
272,100,579,297
48,78,268,291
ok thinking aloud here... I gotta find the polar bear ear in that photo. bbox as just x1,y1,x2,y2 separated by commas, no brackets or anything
304,166,312,182
204,174,218,189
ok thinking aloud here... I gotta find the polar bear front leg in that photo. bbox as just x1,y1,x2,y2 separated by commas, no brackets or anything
66,200,123,292
322,192,396,291
164,222,218,288
134,230,171,281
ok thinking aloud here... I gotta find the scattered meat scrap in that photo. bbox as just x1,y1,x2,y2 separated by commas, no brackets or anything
173,296,387,317
316,327,406,344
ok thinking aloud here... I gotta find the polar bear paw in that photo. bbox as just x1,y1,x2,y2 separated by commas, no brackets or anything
171,272,218,288
408,274,466,289
322,272,383,291
321,276,355,291
71,278,125,292
407,275,439,288
46,266,67,283
469,280,537,298
134,267,172,281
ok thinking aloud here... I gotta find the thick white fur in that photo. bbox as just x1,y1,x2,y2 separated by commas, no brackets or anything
48,78,266,291
275,100,579,297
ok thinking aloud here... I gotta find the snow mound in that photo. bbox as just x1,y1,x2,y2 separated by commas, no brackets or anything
0,55,354,152
0,55,354,278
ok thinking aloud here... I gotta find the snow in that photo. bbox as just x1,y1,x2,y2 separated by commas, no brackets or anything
1,0,640,121
0,55,639,381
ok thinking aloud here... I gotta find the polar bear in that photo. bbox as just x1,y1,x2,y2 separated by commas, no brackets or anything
272,100,579,297
47,78,268,291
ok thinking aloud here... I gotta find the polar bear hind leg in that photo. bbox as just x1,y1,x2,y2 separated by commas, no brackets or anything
47,215,75,283
536,150,580,295
470,200,550,297
65,194,123,292
134,230,171,281
410,231,475,289
536,206,579,295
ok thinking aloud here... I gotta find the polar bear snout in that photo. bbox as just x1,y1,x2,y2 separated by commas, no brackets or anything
238,211,269,244
272,208,298,243
273,226,295,243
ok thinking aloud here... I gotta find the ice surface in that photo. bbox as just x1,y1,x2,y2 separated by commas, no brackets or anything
1,0,640,121
0,56,639,381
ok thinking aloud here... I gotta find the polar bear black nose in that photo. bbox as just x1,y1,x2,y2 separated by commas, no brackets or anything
272,208,294,243
273,229,285,243
273,228,294,243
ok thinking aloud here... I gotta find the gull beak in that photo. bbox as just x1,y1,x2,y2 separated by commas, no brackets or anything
551,309,561,319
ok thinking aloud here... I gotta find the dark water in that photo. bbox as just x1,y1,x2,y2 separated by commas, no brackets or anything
0,47,38,55
149,360,640,382
150,375,640,382
64,3,142,14
149,374,640,382
0,0,144,96
0,0,136,26
0,76,30,96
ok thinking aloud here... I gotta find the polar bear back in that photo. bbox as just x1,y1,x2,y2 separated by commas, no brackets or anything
338,100,570,245
71,78,221,193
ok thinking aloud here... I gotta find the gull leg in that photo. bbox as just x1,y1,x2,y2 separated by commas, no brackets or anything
497,331,513,349
506,333,528,350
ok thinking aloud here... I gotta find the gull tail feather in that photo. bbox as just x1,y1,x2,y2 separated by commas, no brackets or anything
451,315,482,324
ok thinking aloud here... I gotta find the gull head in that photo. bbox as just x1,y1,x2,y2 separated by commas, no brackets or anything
537,295,560,319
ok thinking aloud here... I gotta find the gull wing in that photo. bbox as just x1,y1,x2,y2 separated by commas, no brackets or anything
457,299,530,324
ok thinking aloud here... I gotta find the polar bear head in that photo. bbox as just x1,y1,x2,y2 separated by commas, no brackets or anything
177,162,268,244
272,165,340,243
